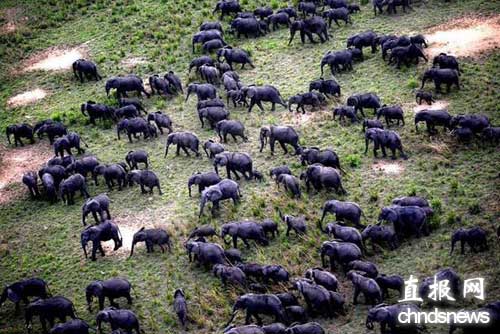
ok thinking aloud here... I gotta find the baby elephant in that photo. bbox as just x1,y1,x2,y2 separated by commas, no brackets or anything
415,90,434,105
450,227,488,255
173,289,188,330
286,322,325,334
279,210,307,236
86,278,132,312
22,171,40,198
82,193,111,225
347,270,383,306
276,173,301,198
127,170,162,195
130,227,172,256
213,264,247,286
375,274,404,299
260,219,279,239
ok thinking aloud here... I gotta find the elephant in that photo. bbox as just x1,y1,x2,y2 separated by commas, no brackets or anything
300,147,344,171
309,78,340,98
322,7,351,27
6,124,34,146
222,71,242,91
391,196,433,217
410,34,427,47
381,36,410,60
60,174,90,205
415,90,435,105
298,2,316,16
72,59,101,82
149,74,173,96
452,127,474,143
42,173,57,202
213,264,247,286
49,319,91,334
164,131,200,157
164,70,183,94
449,301,500,334
421,68,460,93
320,49,355,75
364,128,407,160
188,171,222,197
199,179,241,217
286,322,325,334
105,75,150,99
300,164,346,194
347,30,378,53
450,227,488,255
304,267,339,291
200,21,224,32
378,205,429,239
278,210,306,236
288,92,325,114
36,122,68,144
203,140,225,159
348,4,361,13
216,120,247,143
221,221,269,248
260,219,279,239
386,0,411,14
320,240,362,271
362,119,384,132
81,194,111,225
213,0,241,20
347,93,381,118
192,29,224,53
81,101,114,125
22,171,40,198
39,164,66,187
254,6,273,19
25,296,76,333
173,289,188,330
81,220,122,261
86,278,132,312
276,173,301,198
53,133,87,157
118,97,146,115
326,0,348,9
365,303,422,333
213,151,253,180
125,150,149,170
96,307,141,334
127,170,162,195
198,106,229,129
269,165,292,180
347,260,379,278
333,106,358,124
224,325,264,334
293,279,345,317
361,223,399,251
236,263,266,282
0,278,49,311
319,221,363,251
375,274,404,299
130,227,172,256
288,17,329,45
47,155,75,168
347,270,382,305
414,109,452,133
482,127,500,144
225,248,243,263
450,114,490,134
275,293,298,307
187,225,217,240
267,12,291,31
242,85,287,112
217,47,255,71
376,105,404,127
93,164,127,190
225,293,287,326
188,55,215,73
113,105,139,120
261,265,289,284
433,52,461,73
230,17,264,38
387,44,427,68
259,126,300,155
419,268,461,303
185,83,217,102
197,97,226,110
199,65,221,87
185,240,227,268
116,117,153,142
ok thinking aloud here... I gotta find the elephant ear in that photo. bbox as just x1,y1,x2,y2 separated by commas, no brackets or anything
139,227,145,232
209,188,223,202
7,289,21,303
246,87,256,98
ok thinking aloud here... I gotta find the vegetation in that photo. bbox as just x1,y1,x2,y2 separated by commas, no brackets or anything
0,0,499,333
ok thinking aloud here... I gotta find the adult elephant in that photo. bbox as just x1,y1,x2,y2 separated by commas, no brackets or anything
364,128,407,160
164,131,200,157
0,278,49,311
320,240,362,272
199,179,241,218
36,121,67,144
105,75,150,99
81,101,114,125
192,29,224,53
185,240,227,268
433,53,461,73
188,171,221,197
53,132,87,157
164,70,183,94
81,193,111,225
6,124,34,146
221,221,269,248
86,278,132,312
130,227,172,256
347,93,381,118
25,297,77,333
379,205,429,239
242,85,287,112
49,319,91,334
320,200,365,228
81,220,122,261
450,114,490,134
213,0,242,20
309,78,341,97
93,164,127,190
388,44,427,68
414,109,452,133
366,303,423,333
421,68,460,93
72,59,101,83
213,151,253,180
300,147,343,171
288,16,329,45
60,174,90,205
127,170,162,195
293,279,345,317
217,47,255,70
116,117,152,143
230,17,264,38
225,294,287,326
96,307,141,334
300,164,346,194
185,83,217,102
259,126,300,155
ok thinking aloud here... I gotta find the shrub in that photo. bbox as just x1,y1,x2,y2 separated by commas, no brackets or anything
345,154,361,167
468,202,481,214
407,77,418,89
446,212,458,225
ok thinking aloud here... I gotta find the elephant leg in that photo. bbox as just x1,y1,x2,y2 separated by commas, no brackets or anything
248,99,256,112
257,100,265,111
182,146,191,156
176,145,181,156
279,141,288,154
231,134,237,142
353,287,360,304
140,184,146,193
245,311,253,325
391,148,397,160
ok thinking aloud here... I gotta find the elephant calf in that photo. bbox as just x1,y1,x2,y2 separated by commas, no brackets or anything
86,278,132,311
25,296,77,333
6,123,35,147
293,279,345,318
260,219,279,239
375,274,404,299
364,128,407,160
130,227,172,256
82,194,111,225
199,179,241,218
213,264,247,286
60,174,90,205
147,111,173,134
347,270,383,306
22,171,40,199
300,165,346,194
173,289,188,330
203,140,225,159
288,92,325,114
361,223,399,251
96,307,141,334
81,220,122,261
333,106,359,125
450,226,488,255
0,278,49,311
320,240,362,272
279,210,307,236
214,151,254,180
319,221,364,251
276,173,301,198
188,171,221,197
379,205,430,239
286,322,325,334
304,267,338,292
269,165,292,180
127,170,162,195
376,105,404,127
49,319,91,334
221,221,269,248
366,303,422,333
93,164,127,190
347,260,379,278
125,150,149,170
320,199,365,228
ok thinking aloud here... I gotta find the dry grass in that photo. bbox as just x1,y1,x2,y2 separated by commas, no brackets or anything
7,88,48,108
413,100,450,113
371,160,405,175
19,45,89,72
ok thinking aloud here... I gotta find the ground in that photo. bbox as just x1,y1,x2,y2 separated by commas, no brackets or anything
0,0,499,333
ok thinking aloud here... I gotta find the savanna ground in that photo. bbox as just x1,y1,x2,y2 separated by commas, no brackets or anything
0,0,499,333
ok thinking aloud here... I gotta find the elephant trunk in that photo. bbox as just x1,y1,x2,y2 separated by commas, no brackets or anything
81,240,88,258
259,134,267,152
199,197,207,218
366,318,374,330
85,291,93,311
225,309,239,328
450,239,456,255
214,163,219,175
164,142,170,158
288,27,296,45
81,104,87,116
185,89,191,102
130,240,137,257
320,248,326,267
364,137,369,154
188,182,193,197
318,217,326,233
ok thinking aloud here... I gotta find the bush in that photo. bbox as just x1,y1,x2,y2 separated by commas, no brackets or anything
468,202,481,214
446,212,458,225
345,154,361,167
407,77,418,89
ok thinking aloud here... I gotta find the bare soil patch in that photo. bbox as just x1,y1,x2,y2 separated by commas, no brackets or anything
121,57,148,69
413,100,450,113
371,161,405,176
425,15,500,58
20,45,89,72
7,88,48,108
0,142,53,204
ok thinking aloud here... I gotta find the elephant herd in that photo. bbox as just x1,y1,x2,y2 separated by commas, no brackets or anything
3,1,500,334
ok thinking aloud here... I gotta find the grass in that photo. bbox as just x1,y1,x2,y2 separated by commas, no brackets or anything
1,0,500,333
